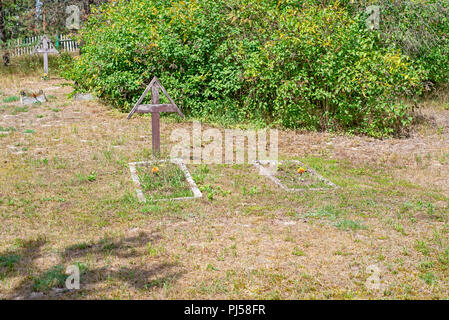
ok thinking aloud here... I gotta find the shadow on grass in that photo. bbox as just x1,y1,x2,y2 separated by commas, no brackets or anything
0,238,47,272
2,232,183,299
0,237,47,298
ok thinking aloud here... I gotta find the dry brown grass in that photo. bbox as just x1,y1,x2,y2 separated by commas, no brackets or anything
0,72,448,300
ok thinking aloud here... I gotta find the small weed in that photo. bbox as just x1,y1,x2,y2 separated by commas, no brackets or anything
76,171,97,182
207,264,218,271
242,186,259,195
426,203,436,216
393,223,407,235
200,184,229,201
420,272,437,286
192,164,210,184
146,242,159,257
335,219,366,231
86,171,97,182
292,247,306,256
415,240,430,256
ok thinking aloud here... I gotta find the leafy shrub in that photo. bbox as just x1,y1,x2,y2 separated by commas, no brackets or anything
348,0,449,85
237,2,421,136
62,0,424,137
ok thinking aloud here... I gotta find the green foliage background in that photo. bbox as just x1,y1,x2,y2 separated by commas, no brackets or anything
61,0,449,137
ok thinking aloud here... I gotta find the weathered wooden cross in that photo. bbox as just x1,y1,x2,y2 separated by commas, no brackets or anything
127,77,184,156
32,36,59,75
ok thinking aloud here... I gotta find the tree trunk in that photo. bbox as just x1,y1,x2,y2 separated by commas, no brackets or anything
86,0,94,15
0,0,10,66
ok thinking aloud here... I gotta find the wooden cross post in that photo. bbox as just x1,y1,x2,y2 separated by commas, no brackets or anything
43,37,49,75
127,77,184,157
151,85,161,154
32,36,59,75
42,10,47,74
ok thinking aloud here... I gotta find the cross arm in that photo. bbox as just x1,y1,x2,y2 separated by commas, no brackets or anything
135,104,184,114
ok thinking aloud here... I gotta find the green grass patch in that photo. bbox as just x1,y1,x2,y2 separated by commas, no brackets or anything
2,96,19,103
292,247,306,256
268,161,331,189
335,219,366,231
0,126,16,132
137,162,193,200
32,262,88,292
303,205,341,220
0,253,20,271
420,272,437,286
76,171,97,183
415,240,431,256
32,265,67,292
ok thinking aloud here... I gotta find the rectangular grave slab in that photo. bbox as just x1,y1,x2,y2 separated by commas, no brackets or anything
20,92,46,105
129,158,202,203
253,159,337,192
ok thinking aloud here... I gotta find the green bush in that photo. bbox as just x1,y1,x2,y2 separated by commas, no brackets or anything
348,0,449,85
237,2,421,135
62,0,423,137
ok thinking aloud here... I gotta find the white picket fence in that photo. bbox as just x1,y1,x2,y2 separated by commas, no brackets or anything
7,34,79,57
58,34,79,53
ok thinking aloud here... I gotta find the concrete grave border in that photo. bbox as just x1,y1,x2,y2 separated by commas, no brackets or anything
20,91,47,105
253,159,337,192
129,158,202,203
